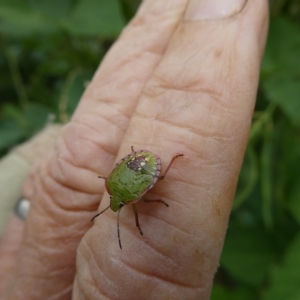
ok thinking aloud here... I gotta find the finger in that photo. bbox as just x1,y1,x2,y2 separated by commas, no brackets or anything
0,216,24,296
3,1,189,299
79,0,269,299
0,125,61,296
48,0,189,196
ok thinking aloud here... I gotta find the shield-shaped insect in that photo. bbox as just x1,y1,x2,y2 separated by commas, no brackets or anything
91,146,183,249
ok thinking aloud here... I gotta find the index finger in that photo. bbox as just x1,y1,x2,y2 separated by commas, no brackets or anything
79,0,269,299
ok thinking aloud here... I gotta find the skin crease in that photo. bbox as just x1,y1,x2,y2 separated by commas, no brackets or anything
0,0,269,299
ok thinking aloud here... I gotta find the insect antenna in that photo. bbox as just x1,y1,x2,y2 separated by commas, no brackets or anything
117,207,123,249
91,205,110,222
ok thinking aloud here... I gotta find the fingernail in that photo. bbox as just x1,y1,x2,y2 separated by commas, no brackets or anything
185,0,247,20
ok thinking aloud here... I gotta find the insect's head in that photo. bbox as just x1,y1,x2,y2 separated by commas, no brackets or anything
110,195,124,212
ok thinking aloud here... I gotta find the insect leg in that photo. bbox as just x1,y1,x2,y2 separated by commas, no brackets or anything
158,154,183,180
132,204,143,235
98,176,108,179
117,207,122,249
131,146,135,152
143,197,169,207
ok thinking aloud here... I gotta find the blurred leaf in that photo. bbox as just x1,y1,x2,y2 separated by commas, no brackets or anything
58,70,92,122
233,146,258,209
2,104,24,125
249,103,276,143
0,117,23,150
119,0,141,21
0,0,58,36
287,183,300,225
263,233,300,300
23,104,53,135
211,284,256,300
261,123,274,228
221,227,275,287
27,0,72,19
64,0,124,37
263,17,300,73
65,72,91,114
261,17,300,124
276,121,300,224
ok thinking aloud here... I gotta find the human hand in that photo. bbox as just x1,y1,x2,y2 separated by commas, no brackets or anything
0,0,268,299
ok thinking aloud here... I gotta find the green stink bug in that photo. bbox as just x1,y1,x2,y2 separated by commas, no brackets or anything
91,146,183,249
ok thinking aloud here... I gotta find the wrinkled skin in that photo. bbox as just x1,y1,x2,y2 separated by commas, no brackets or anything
0,0,269,299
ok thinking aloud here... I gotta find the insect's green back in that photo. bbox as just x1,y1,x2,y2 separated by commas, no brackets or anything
107,151,161,211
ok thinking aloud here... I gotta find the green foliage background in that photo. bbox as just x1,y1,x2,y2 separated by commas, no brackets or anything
1,0,300,298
